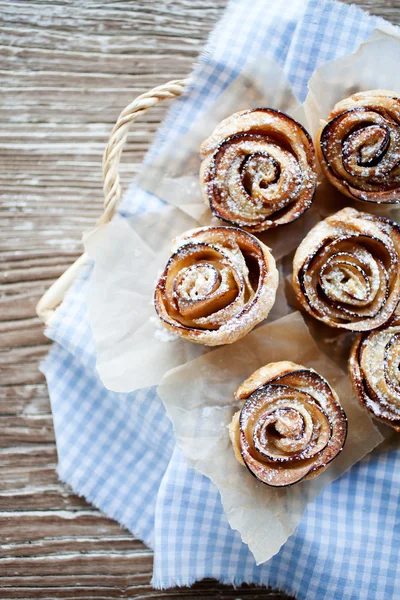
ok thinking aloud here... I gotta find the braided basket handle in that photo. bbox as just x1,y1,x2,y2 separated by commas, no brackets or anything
36,79,187,324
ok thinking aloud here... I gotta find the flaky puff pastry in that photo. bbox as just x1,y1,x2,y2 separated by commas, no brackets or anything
229,361,347,487
200,108,317,232
317,90,400,204
154,225,278,346
349,313,400,431
292,207,400,331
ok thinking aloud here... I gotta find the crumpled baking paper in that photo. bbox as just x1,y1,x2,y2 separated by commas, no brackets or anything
299,28,400,221
84,58,316,394
157,311,383,565
83,28,399,562
137,59,322,261
84,206,288,392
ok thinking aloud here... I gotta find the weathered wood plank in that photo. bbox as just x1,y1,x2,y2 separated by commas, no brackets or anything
341,0,400,22
0,583,282,600
0,510,132,542
0,536,144,558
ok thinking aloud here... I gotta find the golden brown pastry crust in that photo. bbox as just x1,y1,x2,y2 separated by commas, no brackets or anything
292,207,400,331
349,314,400,431
154,225,278,346
228,361,347,487
200,108,317,232
316,90,400,204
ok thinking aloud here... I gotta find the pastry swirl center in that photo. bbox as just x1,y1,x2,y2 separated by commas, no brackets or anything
175,263,219,300
343,123,391,174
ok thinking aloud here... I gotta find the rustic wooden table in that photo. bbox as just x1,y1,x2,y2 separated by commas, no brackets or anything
1,1,399,598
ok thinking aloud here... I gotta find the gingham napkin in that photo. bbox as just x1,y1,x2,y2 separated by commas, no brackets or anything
41,1,400,598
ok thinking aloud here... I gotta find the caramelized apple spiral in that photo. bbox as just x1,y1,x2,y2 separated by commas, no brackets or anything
292,208,400,331
229,361,347,487
200,109,317,232
317,90,400,203
349,314,400,431
154,226,278,346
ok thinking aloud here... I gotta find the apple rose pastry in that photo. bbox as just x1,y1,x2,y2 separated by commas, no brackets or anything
349,314,400,431
292,207,400,331
154,226,278,346
200,108,317,232
229,361,347,487
317,90,400,203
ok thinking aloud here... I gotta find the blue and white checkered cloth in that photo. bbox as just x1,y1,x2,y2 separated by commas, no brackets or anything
42,1,400,597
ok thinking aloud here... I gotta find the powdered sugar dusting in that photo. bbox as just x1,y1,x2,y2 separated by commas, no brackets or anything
350,315,400,429
150,315,180,343
154,226,279,346
231,363,347,486
201,109,317,232
319,92,400,203
294,207,400,331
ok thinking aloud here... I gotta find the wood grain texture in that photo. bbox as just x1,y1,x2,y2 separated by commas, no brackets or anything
0,0,399,598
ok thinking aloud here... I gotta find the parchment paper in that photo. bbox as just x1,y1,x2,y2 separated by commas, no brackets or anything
83,28,397,562
84,206,289,392
136,59,321,261
300,27,400,221
282,28,400,375
86,30,400,394
157,311,383,565
136,29,400,256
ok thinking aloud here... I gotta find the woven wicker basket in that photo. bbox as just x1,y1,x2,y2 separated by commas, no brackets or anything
36,79,188,324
